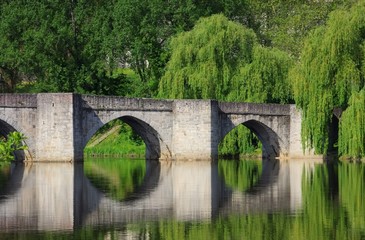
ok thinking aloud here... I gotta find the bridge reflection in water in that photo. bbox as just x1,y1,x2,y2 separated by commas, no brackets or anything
0,159,320,231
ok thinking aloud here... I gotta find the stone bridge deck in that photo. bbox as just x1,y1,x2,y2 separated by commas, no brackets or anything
0,93,314,161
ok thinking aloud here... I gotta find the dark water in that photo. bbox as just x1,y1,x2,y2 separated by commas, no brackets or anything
0,158,364,239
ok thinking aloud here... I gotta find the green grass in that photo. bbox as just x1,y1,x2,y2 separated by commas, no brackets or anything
84,120,145,157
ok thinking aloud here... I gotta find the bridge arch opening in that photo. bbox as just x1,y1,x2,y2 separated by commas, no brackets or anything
244,120,282,158
219,120,283,159
0,119,29,161
84,116,166,160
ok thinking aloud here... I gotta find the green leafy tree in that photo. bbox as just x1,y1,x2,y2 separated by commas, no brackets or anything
0,0,257,96
111,0,255,97
159,14,292,102
248,0,346,57
339,90,365,158
292,1,365,155
0,0,128,95
159,14,292,156
0,0,33,92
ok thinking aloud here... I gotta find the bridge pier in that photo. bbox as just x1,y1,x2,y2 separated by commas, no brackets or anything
36,93,83,162
172,100,219,161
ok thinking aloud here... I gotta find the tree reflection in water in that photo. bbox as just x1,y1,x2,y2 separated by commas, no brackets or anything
0,159,364,239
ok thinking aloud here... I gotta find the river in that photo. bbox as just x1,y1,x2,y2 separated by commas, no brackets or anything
0,158,363,239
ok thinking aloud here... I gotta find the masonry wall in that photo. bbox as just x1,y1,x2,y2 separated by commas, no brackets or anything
289,105,318,158
81,95,173,111
0,94,37,160
81,95,174,160
172,100,218,161
219,102,290,115
73,94,84,161
36,93,79,161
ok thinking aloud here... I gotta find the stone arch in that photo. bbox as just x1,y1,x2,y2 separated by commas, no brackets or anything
0,118,31,161
220,115,289,159
0,119,17,137
83,112,172,160
244,120,281,158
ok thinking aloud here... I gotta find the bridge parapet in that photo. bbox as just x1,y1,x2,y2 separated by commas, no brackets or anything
81,95,173,112
0,94,37,108
218,102,290,116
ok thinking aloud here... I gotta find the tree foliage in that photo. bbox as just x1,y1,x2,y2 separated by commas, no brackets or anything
1,0,336,91
292,1,365,155
159,14,256,100
0,0,128,95
0,0,346,96
110,0,257,97
0,132,27,161
339,90,365,158
158,14,292,156
159,14,292,102
0,0,260,96
248,0,346,56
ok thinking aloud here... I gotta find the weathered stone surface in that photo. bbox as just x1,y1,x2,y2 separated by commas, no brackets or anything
36,93,78,161
0,93,37,108
0,93,319,161
81,95,174,160
0,94,37,161
218,101,290,116
172,100,218,160
81,95,173,111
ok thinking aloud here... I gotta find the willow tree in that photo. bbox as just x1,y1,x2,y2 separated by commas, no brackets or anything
339,90,365,158
291,2,365,155
158,14,292,156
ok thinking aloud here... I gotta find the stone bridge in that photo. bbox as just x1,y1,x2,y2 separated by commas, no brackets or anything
0,93,313,162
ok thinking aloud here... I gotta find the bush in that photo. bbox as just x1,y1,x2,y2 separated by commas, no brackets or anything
0,132,27,161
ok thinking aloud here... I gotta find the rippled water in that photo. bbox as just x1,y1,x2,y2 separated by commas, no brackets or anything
0,158,364,239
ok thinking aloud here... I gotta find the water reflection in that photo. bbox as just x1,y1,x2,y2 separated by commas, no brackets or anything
83,159,149,201
0,159,321,232
220,159,322,215
0,163,74,231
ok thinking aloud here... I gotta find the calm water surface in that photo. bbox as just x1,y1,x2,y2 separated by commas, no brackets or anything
0,158,364,239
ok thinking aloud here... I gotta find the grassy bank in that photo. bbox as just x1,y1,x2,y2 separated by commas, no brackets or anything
84,120,145,157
